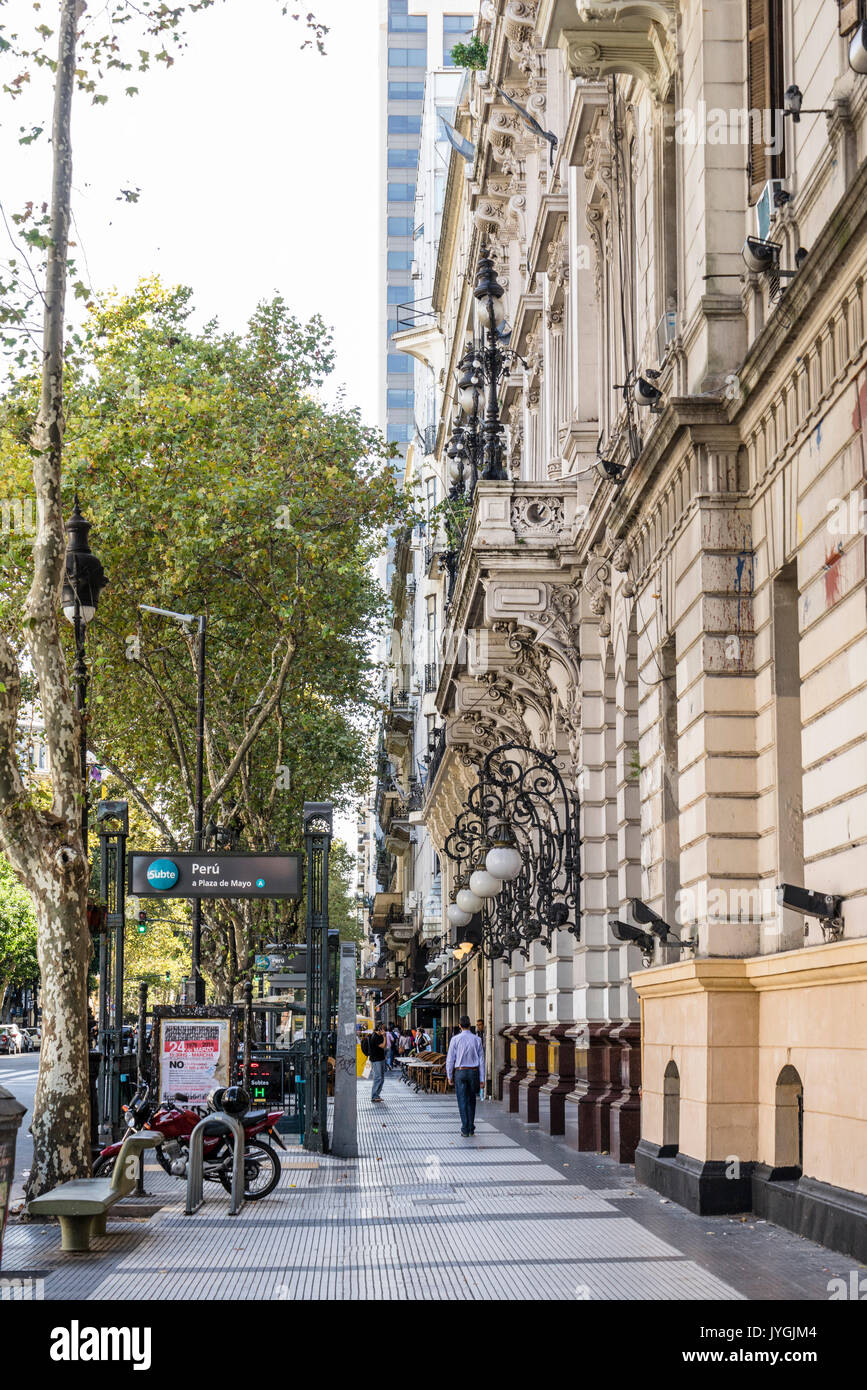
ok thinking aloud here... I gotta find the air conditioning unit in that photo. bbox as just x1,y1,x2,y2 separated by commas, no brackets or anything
411,260,421,280
755,180,789,241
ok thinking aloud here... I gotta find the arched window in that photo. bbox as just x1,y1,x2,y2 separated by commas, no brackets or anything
774,1065,803,1173
662,1060,680,1154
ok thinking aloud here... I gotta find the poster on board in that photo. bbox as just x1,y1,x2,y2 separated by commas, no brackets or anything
154,1011,235,1107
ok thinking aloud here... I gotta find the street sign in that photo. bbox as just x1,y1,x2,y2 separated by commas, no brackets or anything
128,852,303,900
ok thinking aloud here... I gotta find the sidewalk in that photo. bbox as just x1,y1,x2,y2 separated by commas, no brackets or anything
3,1071,849,1300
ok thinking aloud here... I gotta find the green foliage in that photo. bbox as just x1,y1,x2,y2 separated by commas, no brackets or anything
0,853,38,995
0,278,413,996
328,840,362,945
449,37,488,70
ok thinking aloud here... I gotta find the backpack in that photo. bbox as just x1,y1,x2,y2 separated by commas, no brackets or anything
360,1035,371,1057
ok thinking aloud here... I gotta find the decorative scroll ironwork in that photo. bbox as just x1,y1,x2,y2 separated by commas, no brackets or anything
443,742,581,960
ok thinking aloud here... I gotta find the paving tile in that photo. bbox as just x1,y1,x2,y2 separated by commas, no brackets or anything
2,1072,847,1300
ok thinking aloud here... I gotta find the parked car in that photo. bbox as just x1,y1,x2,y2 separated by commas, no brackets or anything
0,1024,26,1054
24,1027,41,1051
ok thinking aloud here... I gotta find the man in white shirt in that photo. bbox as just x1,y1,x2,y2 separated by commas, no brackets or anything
445,1015,486,1137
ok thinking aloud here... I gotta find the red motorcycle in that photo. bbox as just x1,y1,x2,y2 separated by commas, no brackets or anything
93,1083,285,1199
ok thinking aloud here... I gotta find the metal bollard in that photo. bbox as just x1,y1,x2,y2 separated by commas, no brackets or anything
185,1112,246,1217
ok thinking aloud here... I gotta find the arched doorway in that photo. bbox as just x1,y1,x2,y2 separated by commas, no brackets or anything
662,1060,680,1154
774,1065,803,1174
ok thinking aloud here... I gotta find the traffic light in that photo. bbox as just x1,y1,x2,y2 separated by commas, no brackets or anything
165,971,170,983
137,910,148,935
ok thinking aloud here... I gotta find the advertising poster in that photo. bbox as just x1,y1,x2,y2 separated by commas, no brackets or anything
157,1017,232,1107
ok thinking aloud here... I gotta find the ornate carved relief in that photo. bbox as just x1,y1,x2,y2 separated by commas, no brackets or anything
510,494,565,536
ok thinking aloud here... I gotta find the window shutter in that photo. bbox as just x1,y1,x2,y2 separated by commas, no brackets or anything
747,0,785,204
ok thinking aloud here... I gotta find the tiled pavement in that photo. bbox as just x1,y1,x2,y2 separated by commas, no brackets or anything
3,1072,852,1300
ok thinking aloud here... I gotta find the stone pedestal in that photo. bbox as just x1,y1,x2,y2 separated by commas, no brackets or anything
536,1024,576,1136
563,1023,619,1152
500,1025,528,1113
517,1025,549,1125
608,1020,641,1163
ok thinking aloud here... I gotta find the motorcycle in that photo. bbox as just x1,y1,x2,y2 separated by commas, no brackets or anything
93,1083,285,1200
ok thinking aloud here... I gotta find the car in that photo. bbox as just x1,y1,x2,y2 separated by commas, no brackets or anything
0,1024,25,1055
23,1028,41,1051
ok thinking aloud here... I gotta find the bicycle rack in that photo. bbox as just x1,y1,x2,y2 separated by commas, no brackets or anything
185,1112,246,1216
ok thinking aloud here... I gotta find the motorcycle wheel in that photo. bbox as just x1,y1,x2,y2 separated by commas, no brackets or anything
218,1139,281,1200
92,1152,118,1178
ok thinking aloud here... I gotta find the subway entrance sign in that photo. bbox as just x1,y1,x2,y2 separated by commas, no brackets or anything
129,852,302,900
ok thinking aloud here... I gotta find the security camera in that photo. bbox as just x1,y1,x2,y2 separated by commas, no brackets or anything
630,897,675,941
777,883,844,924
849,20,867,75
794,246,809,269
595,456,625,484
784,84,802,121
742,236,781,274
610,918,655,964
634,376,663,408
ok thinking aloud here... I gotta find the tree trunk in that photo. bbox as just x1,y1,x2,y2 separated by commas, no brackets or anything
14,0,91,1201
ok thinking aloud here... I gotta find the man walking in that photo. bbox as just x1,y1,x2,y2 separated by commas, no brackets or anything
368,1023,387,1103
445,1015,485,1137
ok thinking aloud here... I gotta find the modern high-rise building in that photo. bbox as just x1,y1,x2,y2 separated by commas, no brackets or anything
379,0,474,457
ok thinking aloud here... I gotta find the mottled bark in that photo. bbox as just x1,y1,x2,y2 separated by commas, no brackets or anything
0,2,92,1200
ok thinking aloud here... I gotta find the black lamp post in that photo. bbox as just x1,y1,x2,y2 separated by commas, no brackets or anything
61,497,108,851
473,248,509,482
140,603,207,1005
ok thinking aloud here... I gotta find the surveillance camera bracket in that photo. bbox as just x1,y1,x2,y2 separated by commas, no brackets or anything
819,915,844,943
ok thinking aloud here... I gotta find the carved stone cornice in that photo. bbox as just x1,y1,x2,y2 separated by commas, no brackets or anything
558,2,677,101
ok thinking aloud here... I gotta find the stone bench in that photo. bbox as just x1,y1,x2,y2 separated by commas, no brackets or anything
28,1130,164,1252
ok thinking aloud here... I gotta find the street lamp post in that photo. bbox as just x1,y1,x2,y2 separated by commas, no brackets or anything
61,498,108,852
473,248,509,482
140,604,207,1005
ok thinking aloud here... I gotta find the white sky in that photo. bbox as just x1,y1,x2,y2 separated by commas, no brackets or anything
1,0,381,422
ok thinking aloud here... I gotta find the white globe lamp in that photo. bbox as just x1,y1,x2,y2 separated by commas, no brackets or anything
456,887,484,915
485,843,523,882
469,868,504,899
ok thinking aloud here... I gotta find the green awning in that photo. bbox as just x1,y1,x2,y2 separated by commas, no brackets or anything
397,957,469,1017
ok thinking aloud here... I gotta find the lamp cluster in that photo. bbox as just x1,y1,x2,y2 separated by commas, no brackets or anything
444,247,511,503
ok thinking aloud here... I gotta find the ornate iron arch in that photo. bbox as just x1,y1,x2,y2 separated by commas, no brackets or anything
444,742,581,960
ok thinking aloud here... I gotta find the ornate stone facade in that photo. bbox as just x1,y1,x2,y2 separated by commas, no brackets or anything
373,0,867,1262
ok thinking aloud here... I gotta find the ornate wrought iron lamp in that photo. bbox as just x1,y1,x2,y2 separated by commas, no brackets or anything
444,742,581,960
472,248,509,482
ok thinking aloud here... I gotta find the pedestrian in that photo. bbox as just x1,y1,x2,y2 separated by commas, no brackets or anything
367,1023,387,1103
416,1025,430,1052
385,1024,397,1070
445,1015,486,1137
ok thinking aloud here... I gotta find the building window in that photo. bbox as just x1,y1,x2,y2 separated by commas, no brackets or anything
388,148,418,169
388,250,413,271
747,0,785,202
387,353,412,374
388,13,427,30
388,47,427,67
387,388,414,409
387,423,412,442
443,14,473,65
387,217,414,237
388,115,422,135
387,285,412,304
426,594,438,663
387,183,416,203
425,475,437,523
388,82,424,101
